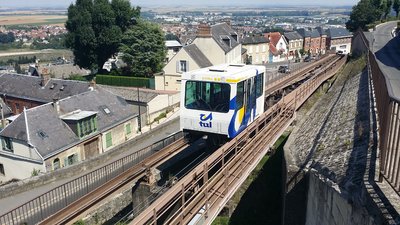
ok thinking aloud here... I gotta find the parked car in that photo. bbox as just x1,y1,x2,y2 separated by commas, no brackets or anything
304,56,311,62
278,65,291,73
336,50,344,56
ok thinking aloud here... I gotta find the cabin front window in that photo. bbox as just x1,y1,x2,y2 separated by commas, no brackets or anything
185,81,230,113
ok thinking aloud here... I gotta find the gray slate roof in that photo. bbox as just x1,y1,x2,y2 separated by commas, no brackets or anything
0,73,92,103
184,44,213,68
0,88,136,159
297,28,311,38
316,27,327,36
241,35,270,45
284,31,303,41
327,28,352,39
211,23,240,53
310,29,321,38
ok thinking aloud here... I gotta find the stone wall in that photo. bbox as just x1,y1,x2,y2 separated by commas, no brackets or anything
306,169,376,225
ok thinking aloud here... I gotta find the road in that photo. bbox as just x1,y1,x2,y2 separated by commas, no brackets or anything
373,21,400,100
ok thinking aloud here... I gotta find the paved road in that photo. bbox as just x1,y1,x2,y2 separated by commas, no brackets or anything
373,21,400,99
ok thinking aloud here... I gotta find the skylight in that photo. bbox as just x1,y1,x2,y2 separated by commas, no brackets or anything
103,107,111,114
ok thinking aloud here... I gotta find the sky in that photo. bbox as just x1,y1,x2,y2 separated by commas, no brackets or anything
0,0,359,8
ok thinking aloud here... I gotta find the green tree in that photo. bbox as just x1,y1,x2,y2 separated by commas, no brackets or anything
119,20,166,77
385,0,393,18
346,0,382,31
65,0,138,73
394,0,400,17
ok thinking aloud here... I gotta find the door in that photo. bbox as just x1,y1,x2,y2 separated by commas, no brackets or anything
84,138,99,159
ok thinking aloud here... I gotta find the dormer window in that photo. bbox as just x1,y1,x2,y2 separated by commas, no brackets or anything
60,85,65,91
50,83,57,89
1,137,13,152
221,35,231,48
60,110,98,138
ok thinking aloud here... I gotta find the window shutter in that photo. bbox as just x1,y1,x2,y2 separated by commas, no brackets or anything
176,61,180,73
186,61,189,72
64,157,68,167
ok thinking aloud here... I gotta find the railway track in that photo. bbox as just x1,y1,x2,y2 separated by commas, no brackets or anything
130,54,347,225
39,137,191,225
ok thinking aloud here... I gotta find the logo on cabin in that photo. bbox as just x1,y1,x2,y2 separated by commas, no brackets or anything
199,113,212,128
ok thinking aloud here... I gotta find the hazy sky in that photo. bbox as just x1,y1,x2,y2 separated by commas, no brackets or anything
0,0,359,8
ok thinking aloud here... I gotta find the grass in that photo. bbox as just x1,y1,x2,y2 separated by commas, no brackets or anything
212,131,290,225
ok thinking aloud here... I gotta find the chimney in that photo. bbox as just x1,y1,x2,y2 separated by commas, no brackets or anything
40,68,50,87
197,23,211,38
52,98,60,114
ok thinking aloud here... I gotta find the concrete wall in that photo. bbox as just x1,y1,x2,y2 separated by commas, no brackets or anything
193,37,225,65
305,170,377,225
225,44,242,64
0,151,44,182
102,118,137,152
243,42,269,64
157,48,202,91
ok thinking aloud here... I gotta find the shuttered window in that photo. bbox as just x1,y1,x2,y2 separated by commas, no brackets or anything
106,132,113,148
126,123,131,135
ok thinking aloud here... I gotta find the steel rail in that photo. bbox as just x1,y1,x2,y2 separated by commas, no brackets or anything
39,138,190,225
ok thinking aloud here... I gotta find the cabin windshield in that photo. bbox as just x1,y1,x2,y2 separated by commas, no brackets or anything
185,81,231,113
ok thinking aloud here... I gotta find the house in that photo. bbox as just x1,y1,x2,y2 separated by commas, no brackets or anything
0,73,93,114
241,35,270,64
297,28,322,55
265,32,288,62
100,85,180,125
284,31,304,59
156,22,240,91
165,40,183,63
0,88,138,182
193,23,242,65
155,44,212,91
327,28,353,54
316,27,328,54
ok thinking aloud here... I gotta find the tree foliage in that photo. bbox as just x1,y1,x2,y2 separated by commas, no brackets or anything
394,0,400,17
346,0,384,31
65,0,140,73
119,20,166,77
0,32,15,44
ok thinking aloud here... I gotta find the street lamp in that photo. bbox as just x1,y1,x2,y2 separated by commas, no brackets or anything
137,87,141,133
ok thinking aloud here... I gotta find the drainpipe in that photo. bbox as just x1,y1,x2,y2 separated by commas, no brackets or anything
0,103,5,128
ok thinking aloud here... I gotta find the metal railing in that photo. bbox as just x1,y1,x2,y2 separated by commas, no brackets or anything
0,131,183,225
358,30,400,194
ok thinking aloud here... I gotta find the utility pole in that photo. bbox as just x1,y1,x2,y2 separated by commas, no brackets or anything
137,87,141,133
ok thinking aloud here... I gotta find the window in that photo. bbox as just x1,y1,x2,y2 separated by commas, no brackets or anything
53,158,60,170
236,81,244,110
256,73,264,98
15,103,20,111
65,154,79,166
184,81,231,113
126,123,131,135
177,60,188,73
77,117,97,138
0,164,4,176
1,137,13,152
340,45,346,49
106,132,112,148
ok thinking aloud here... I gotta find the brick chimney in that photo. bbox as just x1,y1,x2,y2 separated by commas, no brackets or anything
197,23,211,38
40,68,50,87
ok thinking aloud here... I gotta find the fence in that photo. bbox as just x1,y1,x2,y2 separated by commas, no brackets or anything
358,30,400,194
0,131,183,225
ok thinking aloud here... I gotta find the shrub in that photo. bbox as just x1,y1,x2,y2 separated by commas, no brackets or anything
96,74,151,88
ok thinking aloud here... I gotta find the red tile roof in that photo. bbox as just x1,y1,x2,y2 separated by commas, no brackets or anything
264,32,281,46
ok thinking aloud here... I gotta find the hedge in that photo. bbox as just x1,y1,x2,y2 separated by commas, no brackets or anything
96,74,153,88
